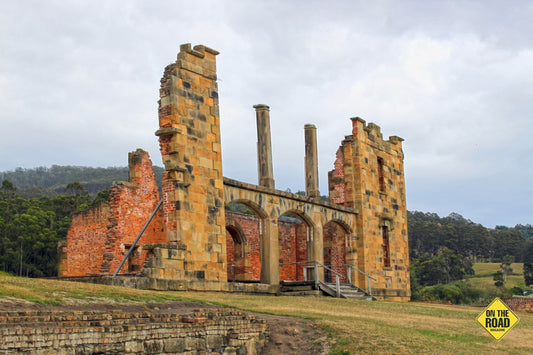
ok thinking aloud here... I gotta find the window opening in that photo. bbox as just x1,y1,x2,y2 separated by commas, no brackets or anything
378,157,385,192
382,226,391,267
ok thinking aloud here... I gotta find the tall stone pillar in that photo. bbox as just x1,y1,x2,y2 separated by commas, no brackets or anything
253,104,275,189
153,43,227,286
304,124,320,199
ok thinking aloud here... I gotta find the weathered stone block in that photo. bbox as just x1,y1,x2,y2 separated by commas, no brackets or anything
164,338,186,353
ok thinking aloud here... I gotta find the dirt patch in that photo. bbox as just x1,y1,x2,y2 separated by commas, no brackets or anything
0,300,328,355
252,312,328,355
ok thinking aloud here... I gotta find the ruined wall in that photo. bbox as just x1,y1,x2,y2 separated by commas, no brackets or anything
328,118,410,301
59,203,110,276
0,308,268,354
59,43,410,301
154,43,226,286
59,150,164,277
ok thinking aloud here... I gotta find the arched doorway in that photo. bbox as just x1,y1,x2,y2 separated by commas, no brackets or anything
323,221,349,283
225,222,247,281
278,211,311,281
225,202,262,281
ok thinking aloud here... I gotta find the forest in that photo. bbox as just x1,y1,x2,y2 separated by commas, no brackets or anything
1,165,532,302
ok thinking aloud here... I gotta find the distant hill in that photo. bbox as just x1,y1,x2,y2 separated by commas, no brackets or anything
0,165,165,198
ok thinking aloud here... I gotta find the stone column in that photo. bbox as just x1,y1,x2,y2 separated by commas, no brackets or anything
260,218,280,285
304,124,320,198
254,104,275,189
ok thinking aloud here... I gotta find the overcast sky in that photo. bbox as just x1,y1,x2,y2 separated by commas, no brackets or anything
1,1,532,227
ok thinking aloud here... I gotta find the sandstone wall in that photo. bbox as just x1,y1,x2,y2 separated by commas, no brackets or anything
155,43,226,285
0,308,268,354
328,118,410,301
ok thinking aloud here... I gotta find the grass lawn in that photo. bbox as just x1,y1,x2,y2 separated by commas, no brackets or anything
1,274,532,354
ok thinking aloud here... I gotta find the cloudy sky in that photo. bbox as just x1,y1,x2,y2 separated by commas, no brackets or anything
1,1,532,227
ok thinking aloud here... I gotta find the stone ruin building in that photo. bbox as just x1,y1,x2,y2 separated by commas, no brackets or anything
58,44,410,301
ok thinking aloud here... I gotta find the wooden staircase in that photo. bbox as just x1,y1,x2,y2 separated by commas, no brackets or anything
318,281,374,300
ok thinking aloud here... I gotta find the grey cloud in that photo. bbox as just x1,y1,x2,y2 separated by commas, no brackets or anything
1,0,533,227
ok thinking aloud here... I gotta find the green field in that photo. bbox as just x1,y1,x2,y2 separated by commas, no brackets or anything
1,273,532,354
469,263,527,291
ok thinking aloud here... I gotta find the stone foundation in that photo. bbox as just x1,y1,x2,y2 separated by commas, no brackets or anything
0,308,268,354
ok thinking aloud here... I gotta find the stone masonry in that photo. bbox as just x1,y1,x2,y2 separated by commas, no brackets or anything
59,43,410,301
0,308,268,354
328,118,410,300
154,44,226,287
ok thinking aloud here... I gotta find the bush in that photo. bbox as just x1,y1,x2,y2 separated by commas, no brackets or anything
419,281,484,304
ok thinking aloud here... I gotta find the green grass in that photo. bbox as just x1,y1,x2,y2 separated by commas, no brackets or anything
469,263,526,290
472,263,524,278
0,274,186,305
1,273,532,354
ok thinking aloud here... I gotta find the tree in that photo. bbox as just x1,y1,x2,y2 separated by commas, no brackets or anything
0,179,17,200
524,263,533,287
524,242,533,262
410,248,474,287
494,270,505,287
500,255,514,282
491,229,527,262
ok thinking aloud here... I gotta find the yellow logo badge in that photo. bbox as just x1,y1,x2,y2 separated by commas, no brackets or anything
476,298,520,341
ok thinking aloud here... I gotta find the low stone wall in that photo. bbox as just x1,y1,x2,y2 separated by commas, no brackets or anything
502,296,533,313
0,308,268,354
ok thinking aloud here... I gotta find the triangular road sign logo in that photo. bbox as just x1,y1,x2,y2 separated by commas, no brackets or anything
476,297,520,341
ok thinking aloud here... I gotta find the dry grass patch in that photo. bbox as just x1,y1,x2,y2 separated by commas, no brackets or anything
173,292,533,355
1,275,532,354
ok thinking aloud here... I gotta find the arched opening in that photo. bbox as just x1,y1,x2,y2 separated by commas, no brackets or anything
323,221,349,283
225,223,246,281
278,210,311,282
225,202,262,282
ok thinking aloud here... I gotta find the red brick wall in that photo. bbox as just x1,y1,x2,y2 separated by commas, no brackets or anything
328,147,347,205
60,203,110,276
501,297,533,313
226,228,236,277
59,150,165,277
323,222,347,282
225,212,261,281
278,219,308,281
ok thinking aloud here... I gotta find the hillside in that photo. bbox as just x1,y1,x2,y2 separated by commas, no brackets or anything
0,273,532,354
468,263,527,292
0,165,165,197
